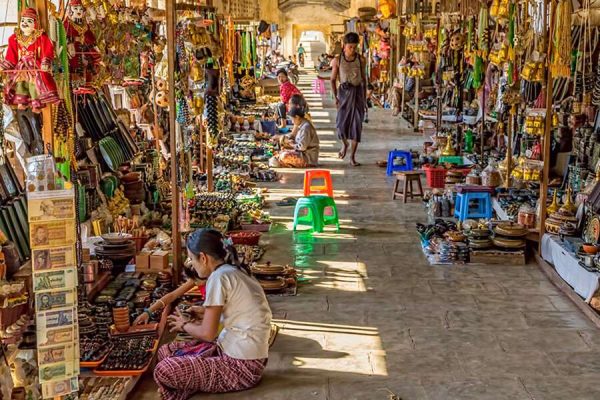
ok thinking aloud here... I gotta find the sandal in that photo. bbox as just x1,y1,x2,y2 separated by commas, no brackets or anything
276,197,298,206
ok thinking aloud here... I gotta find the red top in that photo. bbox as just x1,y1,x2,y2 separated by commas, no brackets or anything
280,81,301,105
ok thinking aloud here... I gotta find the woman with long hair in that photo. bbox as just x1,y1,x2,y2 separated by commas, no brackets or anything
153,229,272,400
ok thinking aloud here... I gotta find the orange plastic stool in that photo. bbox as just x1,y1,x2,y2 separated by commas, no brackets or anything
303,170,334,198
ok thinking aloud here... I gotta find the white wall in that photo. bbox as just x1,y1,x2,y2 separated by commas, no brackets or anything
0,0,18,49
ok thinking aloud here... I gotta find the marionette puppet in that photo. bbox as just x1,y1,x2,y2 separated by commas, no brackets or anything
63,0,102,93
0,8,60,112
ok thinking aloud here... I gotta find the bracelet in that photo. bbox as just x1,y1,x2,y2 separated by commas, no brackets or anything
157,299,166,309
143,308,153,318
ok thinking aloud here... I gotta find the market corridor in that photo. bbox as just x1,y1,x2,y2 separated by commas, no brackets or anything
139,72,600,400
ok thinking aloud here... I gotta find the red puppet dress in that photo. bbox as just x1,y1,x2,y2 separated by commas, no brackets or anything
0,30,60,109
63,19,101,89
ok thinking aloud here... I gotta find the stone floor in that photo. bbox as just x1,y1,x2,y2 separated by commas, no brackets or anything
136,72,600,399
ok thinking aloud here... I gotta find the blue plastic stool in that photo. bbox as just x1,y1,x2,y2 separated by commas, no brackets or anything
454,192,493,221
386,150,413,176
293,196,340,233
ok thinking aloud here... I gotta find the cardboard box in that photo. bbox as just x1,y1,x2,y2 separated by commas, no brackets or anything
150,250,170,270
135,251,152,270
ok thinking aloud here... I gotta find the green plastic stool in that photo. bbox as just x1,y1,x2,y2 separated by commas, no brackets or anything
293,196,340,233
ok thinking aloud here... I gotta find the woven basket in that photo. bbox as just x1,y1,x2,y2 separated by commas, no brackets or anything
229,231,262,246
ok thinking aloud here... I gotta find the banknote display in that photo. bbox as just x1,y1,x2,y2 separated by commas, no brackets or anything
37,326,75,347
38,342,76,366
36,307,76,330
30,220,76,248
35,289,76,312
32,246,77,271
41,376,79,398
28,191,75,222
39,361,77,383
33,268,77,292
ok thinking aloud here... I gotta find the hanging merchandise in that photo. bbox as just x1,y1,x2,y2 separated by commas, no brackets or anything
473,3,489,89
0,8,61,111
64,0,102,93
550,0,574,78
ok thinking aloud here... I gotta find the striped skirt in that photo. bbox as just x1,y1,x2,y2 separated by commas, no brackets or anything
154,341,267,400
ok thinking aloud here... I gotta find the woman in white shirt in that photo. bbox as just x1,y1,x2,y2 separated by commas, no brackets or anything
271,94,320,168
154,229,272,400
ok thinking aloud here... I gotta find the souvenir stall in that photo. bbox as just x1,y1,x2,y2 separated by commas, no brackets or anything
537,1,600,319
0,0,296,395
404,0,600,269
351,5,397,108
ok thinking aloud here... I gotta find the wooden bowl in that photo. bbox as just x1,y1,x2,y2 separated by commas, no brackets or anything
582,243,599,254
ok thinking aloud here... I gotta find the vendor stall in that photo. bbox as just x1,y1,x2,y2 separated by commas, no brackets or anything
402,0,600,276
0,0,293,398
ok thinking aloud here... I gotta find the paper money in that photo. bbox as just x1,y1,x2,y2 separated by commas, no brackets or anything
39,361,77,383
41,376,79,398
38,342,76,366
32,246,77,271
28,191,75,222
30,220,76,248
36,307,76,331
35,289,76,312
33,268,77,292
37,326,74,347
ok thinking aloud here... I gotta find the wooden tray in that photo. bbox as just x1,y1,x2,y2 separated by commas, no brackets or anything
80,347,112,368
93,339,159,377
470,249,526,265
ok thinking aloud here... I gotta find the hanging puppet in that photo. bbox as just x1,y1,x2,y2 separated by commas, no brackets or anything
63,0,102,92
0,8,60,112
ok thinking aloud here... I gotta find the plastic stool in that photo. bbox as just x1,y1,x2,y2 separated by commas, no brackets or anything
386,150,413,176
453,192,492,221
312,78,326,94
304,169,334,198
293,196,340,232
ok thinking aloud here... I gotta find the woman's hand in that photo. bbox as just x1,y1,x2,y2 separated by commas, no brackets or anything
133,312,150,325
167,310,189,333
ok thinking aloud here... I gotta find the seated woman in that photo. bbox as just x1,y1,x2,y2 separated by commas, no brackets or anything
271,94,320,168
154,229,272,400
276,68,301,128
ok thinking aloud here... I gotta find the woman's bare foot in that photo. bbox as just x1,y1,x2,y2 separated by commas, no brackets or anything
351,159,361,166
338,147,347,159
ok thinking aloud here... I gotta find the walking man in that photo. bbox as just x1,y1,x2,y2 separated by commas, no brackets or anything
330,32,366,166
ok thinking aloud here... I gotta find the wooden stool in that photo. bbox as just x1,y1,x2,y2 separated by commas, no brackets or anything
392,172,424,203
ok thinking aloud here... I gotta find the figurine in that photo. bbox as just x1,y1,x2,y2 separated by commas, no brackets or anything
0,8,60,112
63,0,102,92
